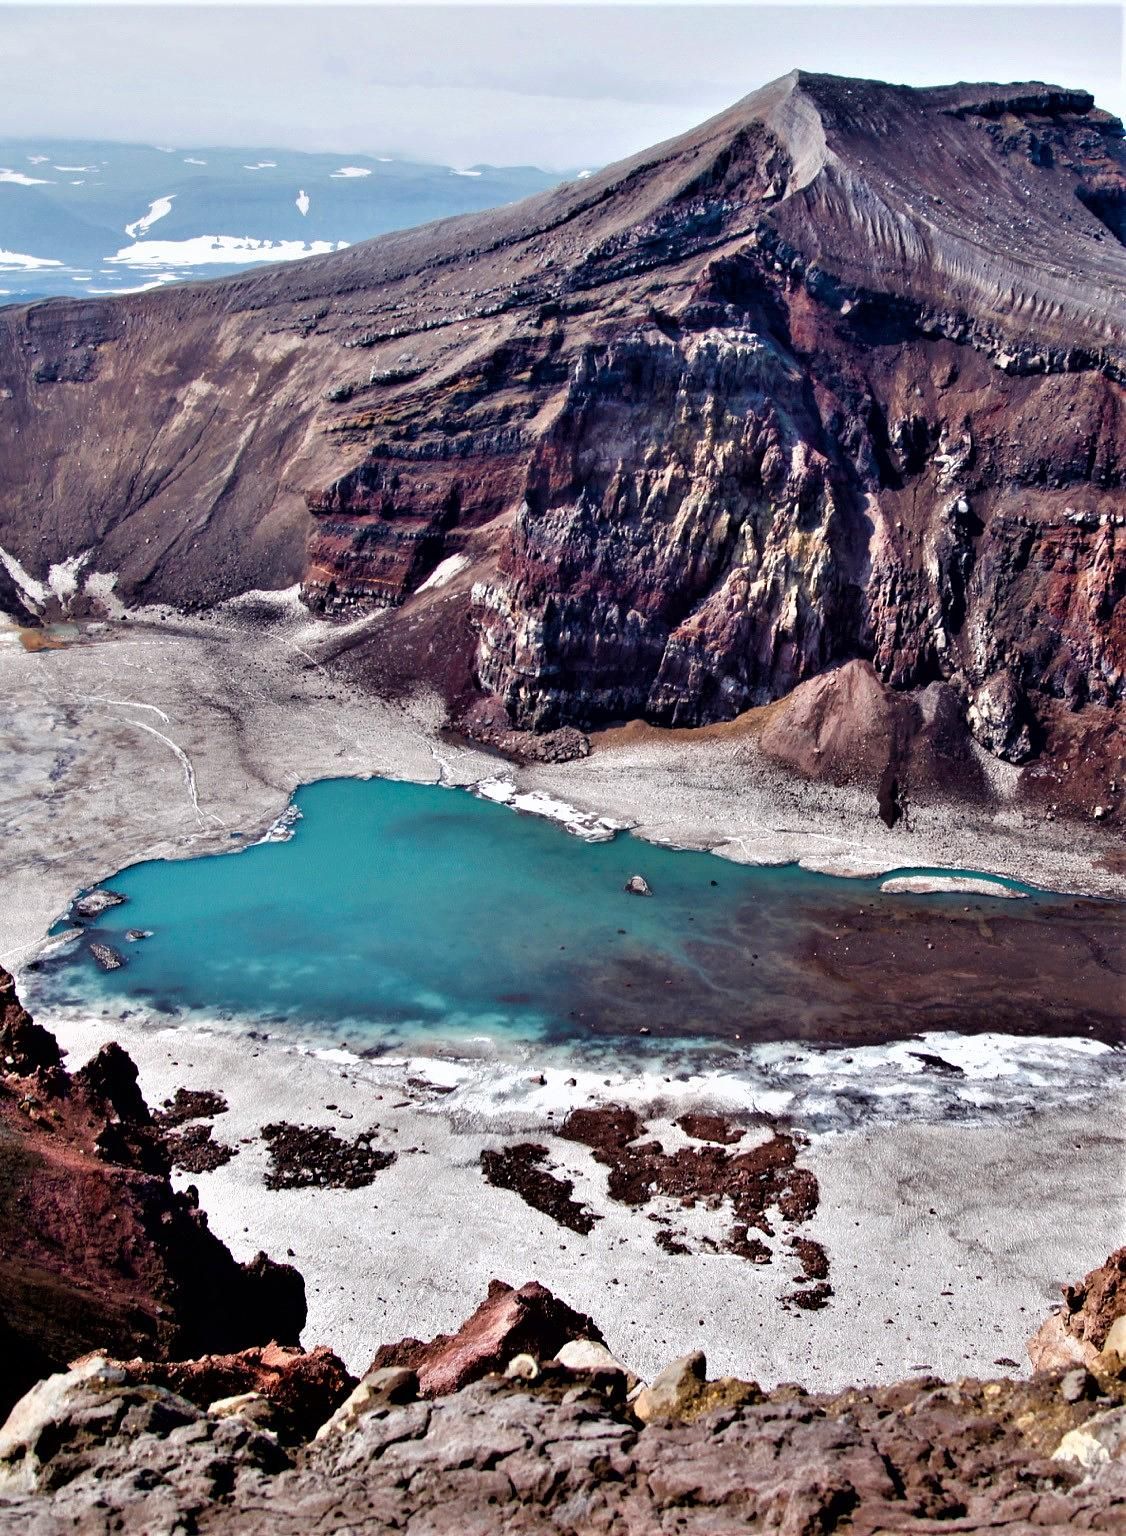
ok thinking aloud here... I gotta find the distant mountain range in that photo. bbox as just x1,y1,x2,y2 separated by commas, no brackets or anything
0,140,574,304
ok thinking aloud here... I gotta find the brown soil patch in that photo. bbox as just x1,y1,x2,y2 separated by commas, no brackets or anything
18,629,67,652
559,1105,826,1291
677,1112,745,1144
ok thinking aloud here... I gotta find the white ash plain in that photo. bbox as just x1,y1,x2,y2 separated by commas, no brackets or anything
44,1009,1126,1392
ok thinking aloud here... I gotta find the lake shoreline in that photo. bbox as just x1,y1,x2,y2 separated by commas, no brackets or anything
3,595,1122,1401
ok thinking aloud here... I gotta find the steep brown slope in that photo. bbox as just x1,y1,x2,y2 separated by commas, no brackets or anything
0,72,1122,796
0,969,305,1418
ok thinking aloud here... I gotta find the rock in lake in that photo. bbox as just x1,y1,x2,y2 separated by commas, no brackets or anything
74,889,126,919
624,874,652,896
89,941,125,971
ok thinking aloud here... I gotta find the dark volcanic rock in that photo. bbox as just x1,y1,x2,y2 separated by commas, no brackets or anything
155,1087,230,1127
368,1279,605,1397
480,1142,600,1235
0,967,306,1418
260,1121,395,1189
0,73,1121,807
560,1104,823,1269
676,1111,746,1144
165,1122,237,1173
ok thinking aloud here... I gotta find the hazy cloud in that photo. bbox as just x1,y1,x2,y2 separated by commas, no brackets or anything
0,4,1120,169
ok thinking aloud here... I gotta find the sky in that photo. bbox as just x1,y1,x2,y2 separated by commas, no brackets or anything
0,2,1122,169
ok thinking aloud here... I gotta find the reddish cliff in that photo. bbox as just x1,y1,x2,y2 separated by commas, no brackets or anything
0,968,306,1417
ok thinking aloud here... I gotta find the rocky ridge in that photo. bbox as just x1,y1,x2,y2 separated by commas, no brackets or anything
0,972,1124,1531
1,1251,1124,1533
0,72,1122,823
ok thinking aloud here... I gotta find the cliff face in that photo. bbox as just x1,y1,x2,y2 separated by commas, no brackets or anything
0,73,1122,794
0,969,306,1417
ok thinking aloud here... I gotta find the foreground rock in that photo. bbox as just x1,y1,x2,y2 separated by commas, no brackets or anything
102,1344,355,1443
368,1279,604,1397
2,1319,1125,1532
1029,1247,1126,1375
0,968,305,1418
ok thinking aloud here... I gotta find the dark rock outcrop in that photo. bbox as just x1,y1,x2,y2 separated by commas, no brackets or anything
105,1344,356,1443
0,73,1121,811
0,967,306,1418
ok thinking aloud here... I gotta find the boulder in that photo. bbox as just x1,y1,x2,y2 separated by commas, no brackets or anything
1100,1315,1126,1378
106,1342,355,1442
1029,1248,1126,1374
553,1338,638,1391
967,671,1034,763
314,1367,418,1441
73,889,126,919
368,1279,604,1398
1052,1406,1126,1470
633,1351,761,1424
624,874,652,896
88,940,125,971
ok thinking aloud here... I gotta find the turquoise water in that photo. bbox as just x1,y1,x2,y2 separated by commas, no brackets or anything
36,777,1122,1054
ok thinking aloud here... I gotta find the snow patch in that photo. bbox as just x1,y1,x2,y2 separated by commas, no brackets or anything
331,166,371,179
471,778,627,843
295,189,310,217
83,570,125,618
243,161,277,171
0,250,64,271
0,168,52,186
183,157,207,166
88,274,182,294
124,195,175,239
47,551,92,603
451,168,482,177
880,876,1025,899
105,235,350,269
415,554,469,593
0,546,47,612
576,169,593,179
53,164,98,173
